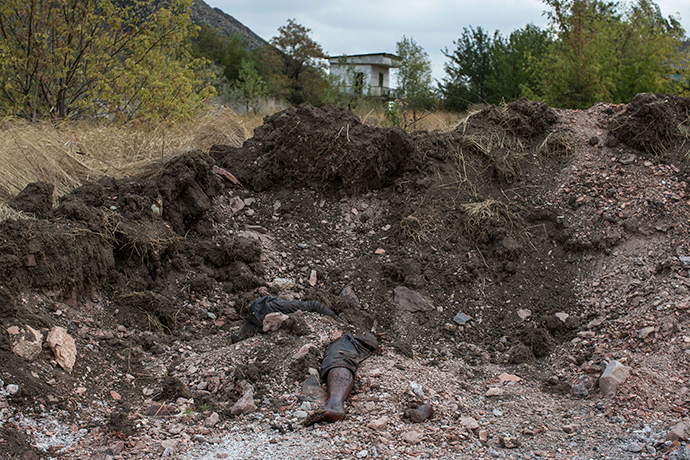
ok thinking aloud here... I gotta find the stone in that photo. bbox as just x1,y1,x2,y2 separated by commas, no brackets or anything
452,312,471,325
460,417,480,430
356,450,368,458
341,286,361,310
6,384,19,395
517,309,531,320
6,326,19,335
230,386,256,416
294,411,308,419
498,373,521,383
555,312,569,322
393,286,434,313
308,270,317,286
271,278,295,290
367,416,389,431
599,360,631,395
160,439,178,451
667,422,689,441
262,312,289,332
627,442,643,453
638,327,655,339
402,430,424,444
562,424,580,434
204,412,219,427
486,387,504,397
479,430,489,442
571,384,588,397
11,326,44,361
216,453,228,459
404,404,433,423
45,327,76,373
499,436,520,448
110,391,121,400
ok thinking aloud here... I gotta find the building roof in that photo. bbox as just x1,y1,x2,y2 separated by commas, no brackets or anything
327,53,401,68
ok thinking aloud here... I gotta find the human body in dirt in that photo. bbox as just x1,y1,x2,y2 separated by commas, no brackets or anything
231,295,336,343
302,331,379,426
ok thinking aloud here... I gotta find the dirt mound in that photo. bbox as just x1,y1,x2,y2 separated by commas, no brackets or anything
212,104,418,194
466,97,558,138
609,92,690,156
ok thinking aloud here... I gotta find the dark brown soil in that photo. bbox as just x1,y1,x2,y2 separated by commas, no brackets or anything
1,96,689,459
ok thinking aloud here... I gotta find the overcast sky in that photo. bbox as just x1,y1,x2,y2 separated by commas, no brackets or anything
204,0,688,85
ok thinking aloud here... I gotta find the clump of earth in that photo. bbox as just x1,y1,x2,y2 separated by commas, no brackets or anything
1,95,690,459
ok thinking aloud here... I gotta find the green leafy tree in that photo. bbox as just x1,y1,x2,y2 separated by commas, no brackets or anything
440,26,496,109
232,59,268,113
395,36,434,112
270,19,329,105
0,0,212,121
190,24,248,83
534,0,685,108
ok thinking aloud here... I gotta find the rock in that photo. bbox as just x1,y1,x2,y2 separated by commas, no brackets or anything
667,421,689,441
45,327,76,373
498,373,521,383
271,278,295,290
599,360,631,395
672,446,690,460
294,410,308,419
308,270,317,286
517,309,531,320
555,312,569,322
562,424,580,434
486,387,504,397
204,412,220,427
292,343,317,360
404,403,433,423
367,416,389,431
499,436,520,448
230,385,256,416
11,326,44,361
216,453,228,459
160,439,178,451
402,430,424,444
6,326,19,335
6,384,19,395
638,326,655,339
356,450,369,458
393,286,434,313
479,430,489,442
627,442,643,453
106,441,125,455
409,381,425,398
341,286,361,310
262,312,289,332
452,312,471,325
110,391,121,400
460,416,480,430
571,384,588,397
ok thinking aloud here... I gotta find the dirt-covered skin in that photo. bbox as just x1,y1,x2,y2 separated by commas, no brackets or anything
1,98,690,459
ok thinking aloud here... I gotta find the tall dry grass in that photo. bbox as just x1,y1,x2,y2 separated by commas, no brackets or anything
0,107,251,202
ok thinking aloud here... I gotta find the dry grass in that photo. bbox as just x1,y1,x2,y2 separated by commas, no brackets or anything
0,107,251,202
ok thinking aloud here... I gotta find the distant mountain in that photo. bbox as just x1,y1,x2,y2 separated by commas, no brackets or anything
191,0,268,50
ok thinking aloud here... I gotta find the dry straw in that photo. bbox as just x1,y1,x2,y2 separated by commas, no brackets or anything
0,107,250,202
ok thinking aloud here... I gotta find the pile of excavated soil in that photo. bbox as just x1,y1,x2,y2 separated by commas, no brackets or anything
1,98,689,460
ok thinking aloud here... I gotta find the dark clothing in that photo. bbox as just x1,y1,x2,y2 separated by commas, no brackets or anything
233,296,335,342
319,332,379,381
247,296,335,328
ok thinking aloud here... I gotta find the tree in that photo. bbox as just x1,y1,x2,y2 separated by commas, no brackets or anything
534,0,685,108
232,59,268,113
190,24,248,83
395,36,434,112
270,19,329,105
440,26,496,110
0,0,213,121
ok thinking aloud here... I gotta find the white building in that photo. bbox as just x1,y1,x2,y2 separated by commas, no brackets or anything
328,53,401,98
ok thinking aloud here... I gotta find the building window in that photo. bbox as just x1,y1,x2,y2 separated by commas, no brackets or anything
379,72,384,87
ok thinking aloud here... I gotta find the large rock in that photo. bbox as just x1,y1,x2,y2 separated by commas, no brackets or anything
393,286,434,313
230,381,256,416
667,421,689,441
45,327,77,373
11,326,44,361
599,360,630,395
